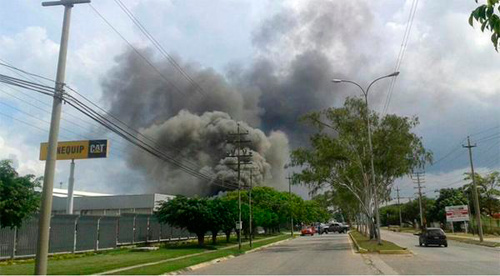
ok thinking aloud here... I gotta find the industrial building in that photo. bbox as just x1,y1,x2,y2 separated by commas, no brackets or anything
51,188,174,215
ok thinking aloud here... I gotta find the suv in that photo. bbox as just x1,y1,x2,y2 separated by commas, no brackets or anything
416,228,448,247
328,222,349,233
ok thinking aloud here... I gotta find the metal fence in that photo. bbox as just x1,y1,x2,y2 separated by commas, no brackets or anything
0,214,196,260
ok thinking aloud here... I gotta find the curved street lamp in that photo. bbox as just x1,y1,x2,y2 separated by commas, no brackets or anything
331,71,399,245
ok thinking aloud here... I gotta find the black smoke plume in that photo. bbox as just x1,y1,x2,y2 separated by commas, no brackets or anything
101,0,376,195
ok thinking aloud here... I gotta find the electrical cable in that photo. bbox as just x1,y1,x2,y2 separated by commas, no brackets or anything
382,0,419,115
112,0,207,97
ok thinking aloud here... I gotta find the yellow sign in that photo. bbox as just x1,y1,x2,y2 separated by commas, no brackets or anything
39,140,109,160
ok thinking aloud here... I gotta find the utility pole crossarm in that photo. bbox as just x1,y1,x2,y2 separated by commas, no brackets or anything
42,0,90,7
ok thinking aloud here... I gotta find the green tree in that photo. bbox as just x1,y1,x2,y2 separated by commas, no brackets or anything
464,172,500,216
469,0,500,51
207,198,238,244
428,188,468,223
290,97,431,238
218,198,239,242
155,196,212,246
0,160,41,228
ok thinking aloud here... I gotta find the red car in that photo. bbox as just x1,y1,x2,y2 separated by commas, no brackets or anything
301,226,316,236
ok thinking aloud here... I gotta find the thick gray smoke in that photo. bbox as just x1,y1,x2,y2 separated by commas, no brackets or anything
101,0,376,195
129,110,289,195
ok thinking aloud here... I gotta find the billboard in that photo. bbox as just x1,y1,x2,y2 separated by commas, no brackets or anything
445,205,469,222
40,140,109,160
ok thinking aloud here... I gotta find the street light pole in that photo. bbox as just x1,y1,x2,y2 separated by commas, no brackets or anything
36,1,90,274
332,72,399,245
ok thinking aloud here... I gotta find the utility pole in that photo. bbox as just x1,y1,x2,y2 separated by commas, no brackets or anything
36,1,89,274
226,123,252,251
249,170,253,248
396,187,402,228
287,173,294,237
412,172,426,229
463,136,484,242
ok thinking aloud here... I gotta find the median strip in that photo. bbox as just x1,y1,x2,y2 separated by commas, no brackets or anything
348,230,409,254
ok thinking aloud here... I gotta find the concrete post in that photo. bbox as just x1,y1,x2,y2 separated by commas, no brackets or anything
66,159,75,214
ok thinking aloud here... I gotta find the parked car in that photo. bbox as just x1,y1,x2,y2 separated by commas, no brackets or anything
328,222,349,233
415,228,448,247
301,226,316,236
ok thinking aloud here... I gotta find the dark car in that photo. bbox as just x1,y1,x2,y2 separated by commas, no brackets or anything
416,228,448,247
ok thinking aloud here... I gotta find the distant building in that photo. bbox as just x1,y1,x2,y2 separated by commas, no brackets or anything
51,189,174,215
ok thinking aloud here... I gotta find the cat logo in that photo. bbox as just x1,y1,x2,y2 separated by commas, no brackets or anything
40,140,109,160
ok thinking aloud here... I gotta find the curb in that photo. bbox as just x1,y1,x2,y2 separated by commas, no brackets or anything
243,237,293,254
447,236,500,248
348,231,368,253
163,255,235,275
377,249,410,254
97,235,282,275
163,236,294,275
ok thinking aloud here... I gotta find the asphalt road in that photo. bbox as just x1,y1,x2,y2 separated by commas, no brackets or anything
186,234,379,275
374,230,500,275
185,231,500,275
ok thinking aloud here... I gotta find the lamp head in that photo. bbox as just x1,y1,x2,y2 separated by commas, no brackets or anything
331,79,343,83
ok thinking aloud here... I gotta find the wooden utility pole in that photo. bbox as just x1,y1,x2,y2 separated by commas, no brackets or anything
463,136,484,242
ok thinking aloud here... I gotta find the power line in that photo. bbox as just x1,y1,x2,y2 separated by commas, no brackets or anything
0,59,55,85
112,0,207,97
0,69,241,190
87,3,186,97
63,94,240,190
382,0,420,115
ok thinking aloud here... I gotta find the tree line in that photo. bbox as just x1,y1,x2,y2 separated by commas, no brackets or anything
380,171,500,234
155,186,330,246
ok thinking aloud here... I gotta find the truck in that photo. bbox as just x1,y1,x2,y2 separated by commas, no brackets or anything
327,222,350,233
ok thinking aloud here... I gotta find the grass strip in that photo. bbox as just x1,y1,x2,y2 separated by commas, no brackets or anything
350,230,405,252
0,235,270,275
114,235,291,275
447,235,500,247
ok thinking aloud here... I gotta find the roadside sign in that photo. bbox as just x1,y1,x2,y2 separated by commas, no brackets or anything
445,205,469,222
39,140,109,160
236,221,242,230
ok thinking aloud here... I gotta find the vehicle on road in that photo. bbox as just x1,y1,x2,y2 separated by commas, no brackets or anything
328,222,349,233
415,228,448,247
319,223,330,234
301,226,316,236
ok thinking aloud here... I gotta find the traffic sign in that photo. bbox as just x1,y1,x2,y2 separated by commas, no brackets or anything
39,140,109,160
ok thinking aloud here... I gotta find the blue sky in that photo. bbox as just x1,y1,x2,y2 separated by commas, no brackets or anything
1,0,500,200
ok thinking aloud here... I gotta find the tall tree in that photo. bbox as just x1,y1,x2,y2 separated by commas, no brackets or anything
290,97,431,239
0,160,41,228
